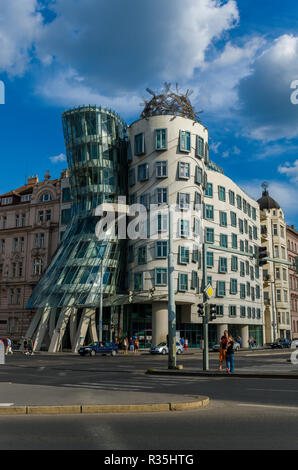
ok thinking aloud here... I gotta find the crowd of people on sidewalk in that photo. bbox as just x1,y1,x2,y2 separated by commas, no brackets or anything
116,336,140,354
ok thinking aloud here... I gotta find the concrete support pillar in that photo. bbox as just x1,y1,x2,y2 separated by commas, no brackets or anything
240,325,249,348
152,302,168,346
48,309,56,338
48,307,74,353
72,308,94,353
69,311,77,348
89,308,98,343
33,308,51,351
217,324,228,343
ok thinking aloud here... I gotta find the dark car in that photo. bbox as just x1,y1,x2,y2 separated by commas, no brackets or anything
270,338,291,349
78,341,118,356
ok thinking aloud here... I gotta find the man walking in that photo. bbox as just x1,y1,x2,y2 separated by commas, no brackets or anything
226,335,235,374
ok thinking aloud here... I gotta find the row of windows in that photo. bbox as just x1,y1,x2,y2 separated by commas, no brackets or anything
0,234,47,254
205,183,257,221
1,192,52,206
133,129,209,161
204,208,258,238
215,305,261,319
128,242,200,265
128,161,207,188
129,188,202,208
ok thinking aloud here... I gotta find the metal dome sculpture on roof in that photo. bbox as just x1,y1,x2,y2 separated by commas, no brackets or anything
141,83,203,122
257,182,280,211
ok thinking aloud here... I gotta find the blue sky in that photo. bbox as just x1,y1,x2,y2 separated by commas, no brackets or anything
0,0,298,226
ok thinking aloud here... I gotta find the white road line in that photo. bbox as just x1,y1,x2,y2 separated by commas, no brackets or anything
247,388,298,393
62,384,153,391
237,404,298,411
63,383,154,390
0,403,14,407
80,382,155,389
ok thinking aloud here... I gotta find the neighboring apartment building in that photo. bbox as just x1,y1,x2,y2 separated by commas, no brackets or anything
258,188,291,342
0,172,63,342
287,225,298,339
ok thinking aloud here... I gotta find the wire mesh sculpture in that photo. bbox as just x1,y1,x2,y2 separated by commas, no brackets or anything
141,83,203,122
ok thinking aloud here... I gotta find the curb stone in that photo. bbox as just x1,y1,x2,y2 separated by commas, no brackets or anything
0,396,210,415
146,369,298,379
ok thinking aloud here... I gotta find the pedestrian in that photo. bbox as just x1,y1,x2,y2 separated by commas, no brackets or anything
219,330,228,371
6,338,13,355
248,336,252,349
28,337,34,355
180,337,185,348
226,335,235,374
23,338,28,355
123,337,129,355
134,337,139,354
129,336,134,353
184,338,188,351
253,338,257,348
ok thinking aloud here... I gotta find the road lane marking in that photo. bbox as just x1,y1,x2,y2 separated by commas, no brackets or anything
237,404,298,411
0,403,14,407
247,388,298,393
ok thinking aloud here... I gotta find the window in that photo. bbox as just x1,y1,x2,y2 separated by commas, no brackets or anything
134,272,144,290
273,224,278,236
192,244,199,264
206,252,214,267
1,197,13,205
156,187,168,204
240,306,246,318
180,131,191,152
236,195,242,210
230,279,237,294
194,192,202,208
138,163,149,181
0,239,5,254
205,183,213,199
193,217,200,236
33,258,43,275
178,161,190,179
156,161,168,178
256,285,260,299
230,212,237,227
128,245,134,263
240,284,246,299
229,305,237,317
179,219,190,237
229,190,235,206
220,234,228,248
252,207,256,220
231,233,237,249
61,209,71,225
138,246,147,264
62,187,71,202
140,193,150,209
243,199,247,214
15,215,19,227
191,270,198,290
135,133,145,155
155,129,167,150
205,227,214,243
247,307,252,319
179,246,190,264
219,211,227,227
239,219,244,234
219,257,227,273
45,210,51,221
218,186,226,201
196,136,204,158
155,268,167,286
240,240,244,252
41,193,52,202
216,305,224,316
157,213,168,233
231,255,238,272
217,281,226,297
178,192,190,210
21,194,31,202
205,204,214,220
128,168,136,186
2,216,6,229
195,166,203,185
156,241,167,258
179,273,188,291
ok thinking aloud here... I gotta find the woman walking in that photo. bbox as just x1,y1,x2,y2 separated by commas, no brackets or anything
218,330,228,371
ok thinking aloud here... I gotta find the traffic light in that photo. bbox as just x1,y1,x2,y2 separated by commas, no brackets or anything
295,256,298,274
257,246,268,266
209,304,217,321
197,303,204,316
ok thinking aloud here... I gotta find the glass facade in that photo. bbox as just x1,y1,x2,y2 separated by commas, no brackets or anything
27,106,128,309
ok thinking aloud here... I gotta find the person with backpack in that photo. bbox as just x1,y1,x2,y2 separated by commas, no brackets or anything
28,338,34,355
226,335,235,374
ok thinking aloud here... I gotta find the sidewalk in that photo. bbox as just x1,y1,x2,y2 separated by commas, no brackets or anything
0,382,209,415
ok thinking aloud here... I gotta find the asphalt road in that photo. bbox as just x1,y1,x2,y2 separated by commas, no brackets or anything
0,351,298,450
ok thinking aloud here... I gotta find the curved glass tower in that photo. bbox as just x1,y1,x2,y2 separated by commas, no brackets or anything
26,106,128,352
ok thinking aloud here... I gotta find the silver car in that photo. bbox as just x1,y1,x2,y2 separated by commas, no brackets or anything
150,341,184,355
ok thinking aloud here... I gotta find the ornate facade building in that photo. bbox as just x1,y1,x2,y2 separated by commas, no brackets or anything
287,225,298,339
0,172,63,342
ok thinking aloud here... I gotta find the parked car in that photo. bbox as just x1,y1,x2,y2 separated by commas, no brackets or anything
291,339,298,349
150,341,184,355
78,341,118,356
270,338,291,349
212,341,240,352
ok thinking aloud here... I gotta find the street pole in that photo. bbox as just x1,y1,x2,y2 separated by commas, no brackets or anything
202,242,209,371
168,205,176,369
99,261,103,343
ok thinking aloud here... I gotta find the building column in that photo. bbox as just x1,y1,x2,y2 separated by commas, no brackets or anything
88,308,98,343
33,307,51,351
152,302,168,346
240,325,249,348
217,324,228,343
72,308,94,353
69,310,77,349
48,307,74,353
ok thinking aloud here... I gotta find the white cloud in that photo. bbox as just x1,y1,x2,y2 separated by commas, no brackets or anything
0,0,43,76
50,153,67,163
278,160,298,182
